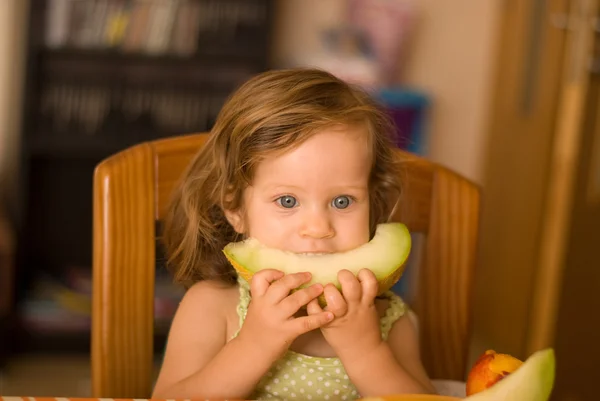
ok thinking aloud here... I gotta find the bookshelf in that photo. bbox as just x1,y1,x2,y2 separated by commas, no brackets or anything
10,0,273,357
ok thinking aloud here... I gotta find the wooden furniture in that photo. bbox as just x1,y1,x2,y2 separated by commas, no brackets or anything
14,0,272,355
92,133,481,398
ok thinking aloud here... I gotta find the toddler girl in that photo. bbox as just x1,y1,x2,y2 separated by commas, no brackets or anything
152,68,436,400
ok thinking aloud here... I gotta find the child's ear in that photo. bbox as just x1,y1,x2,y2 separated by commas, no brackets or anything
224,208,245,234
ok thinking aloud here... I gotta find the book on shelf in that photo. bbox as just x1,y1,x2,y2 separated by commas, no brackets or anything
43,0,269,56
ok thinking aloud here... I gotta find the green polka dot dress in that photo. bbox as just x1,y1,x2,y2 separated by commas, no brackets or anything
230,276,408,401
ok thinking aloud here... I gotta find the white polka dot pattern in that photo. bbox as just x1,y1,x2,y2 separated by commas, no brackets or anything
233,276,407,401
250,351,359,401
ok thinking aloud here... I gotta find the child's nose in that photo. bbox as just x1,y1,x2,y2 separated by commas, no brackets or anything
300,209,335,239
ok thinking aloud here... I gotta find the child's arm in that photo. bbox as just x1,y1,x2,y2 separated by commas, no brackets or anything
386,313,436,392
152,271,333,400
152,281,269,399
339,314,437,396
307,269,436,396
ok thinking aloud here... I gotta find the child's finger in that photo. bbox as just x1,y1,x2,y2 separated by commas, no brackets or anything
323,284,347,317
266,272,313,303
280,284,324,316
292,312,334,335
338,269,362,304
357,268,379,303
306,298,323,315
250,269,284,297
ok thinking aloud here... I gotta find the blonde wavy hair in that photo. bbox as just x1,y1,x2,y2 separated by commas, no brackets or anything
163,68,403,288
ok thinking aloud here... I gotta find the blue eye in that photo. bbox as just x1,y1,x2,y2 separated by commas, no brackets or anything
277,195,298,208
332,195,352,209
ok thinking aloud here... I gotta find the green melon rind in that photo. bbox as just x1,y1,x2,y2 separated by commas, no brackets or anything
465,348,555,401
222,222,411,292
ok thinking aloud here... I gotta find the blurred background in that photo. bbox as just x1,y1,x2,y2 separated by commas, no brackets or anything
0,0,599,400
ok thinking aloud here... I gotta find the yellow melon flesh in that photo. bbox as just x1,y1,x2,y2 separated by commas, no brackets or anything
222,223,411,305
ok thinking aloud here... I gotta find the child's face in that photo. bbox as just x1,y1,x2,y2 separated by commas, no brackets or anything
229,125,371,254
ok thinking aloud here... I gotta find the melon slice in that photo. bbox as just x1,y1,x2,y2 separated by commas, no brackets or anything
222,222,411,304
356,349,555,401
464,348,555,401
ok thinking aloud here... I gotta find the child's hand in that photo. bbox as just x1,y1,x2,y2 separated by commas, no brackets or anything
237,269,334,360
307,269,383,363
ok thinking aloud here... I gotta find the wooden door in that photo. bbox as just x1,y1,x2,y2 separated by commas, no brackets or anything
527,0,598,354
473,0,571,360
550,3,600,398
475,1,598,398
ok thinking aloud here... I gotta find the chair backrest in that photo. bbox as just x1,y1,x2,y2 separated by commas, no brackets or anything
91,132,481,398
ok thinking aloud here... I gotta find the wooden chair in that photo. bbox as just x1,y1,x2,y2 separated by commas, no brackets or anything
91,132,481,398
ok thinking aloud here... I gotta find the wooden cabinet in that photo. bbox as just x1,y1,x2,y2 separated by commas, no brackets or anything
11,0,273,356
